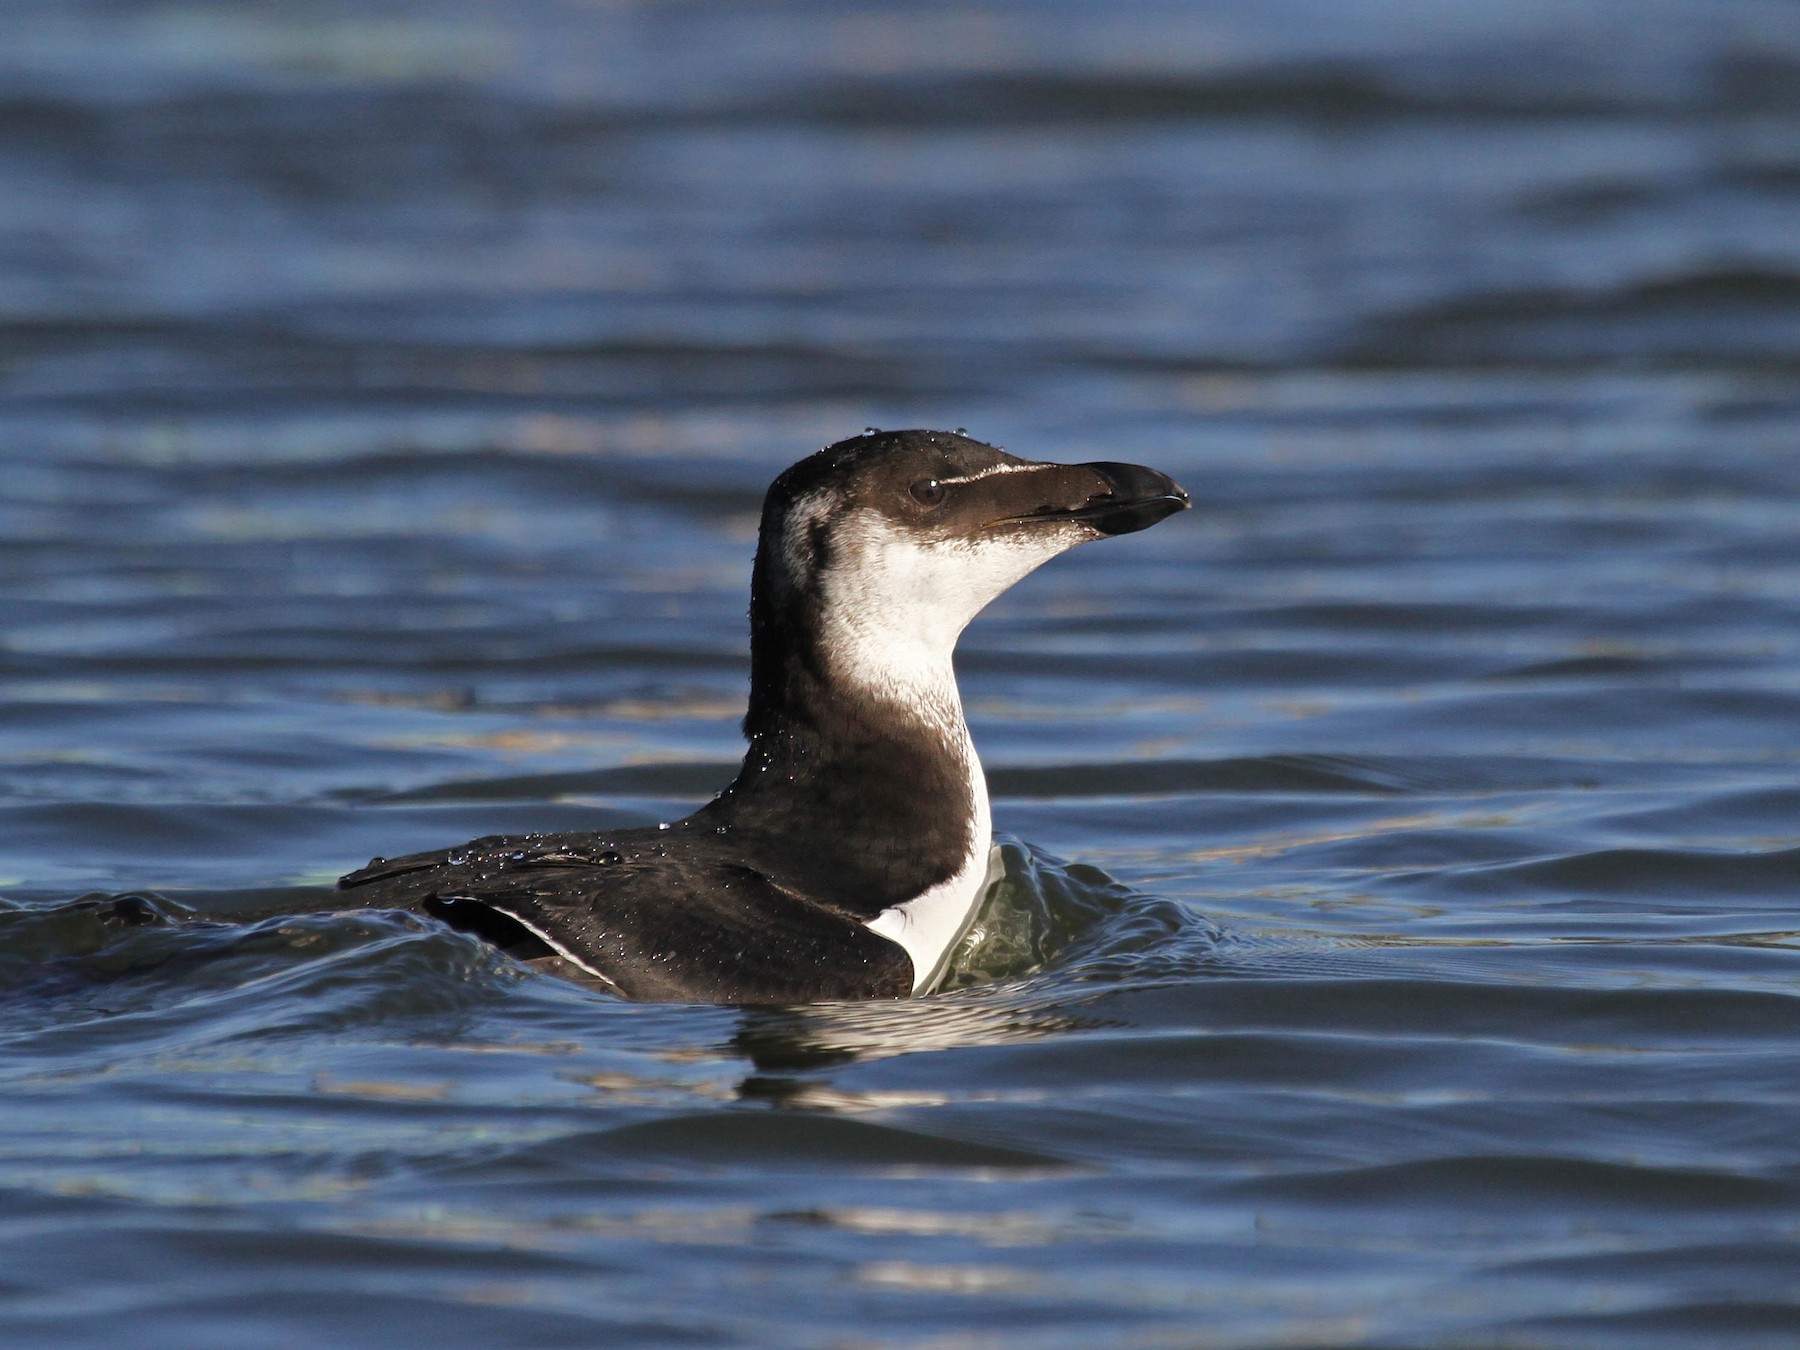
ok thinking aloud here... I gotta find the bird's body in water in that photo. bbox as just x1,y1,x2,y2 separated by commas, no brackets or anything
340,430,1188,1004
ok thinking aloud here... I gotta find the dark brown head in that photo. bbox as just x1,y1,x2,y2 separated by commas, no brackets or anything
749,430,1188,709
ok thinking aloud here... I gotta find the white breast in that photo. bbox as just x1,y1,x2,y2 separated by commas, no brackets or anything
862,725,1001,994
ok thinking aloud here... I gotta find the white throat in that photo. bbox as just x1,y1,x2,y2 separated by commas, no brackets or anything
804,512,1070,709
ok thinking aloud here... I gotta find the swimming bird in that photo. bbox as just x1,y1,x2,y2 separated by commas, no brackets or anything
340,430,1188,1003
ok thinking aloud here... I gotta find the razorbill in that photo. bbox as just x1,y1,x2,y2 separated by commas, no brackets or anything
340,429,1188,1003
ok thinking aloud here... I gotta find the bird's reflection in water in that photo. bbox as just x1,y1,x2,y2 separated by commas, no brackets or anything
737,984,1101,1067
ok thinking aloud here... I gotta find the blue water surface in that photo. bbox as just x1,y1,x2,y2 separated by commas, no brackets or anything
3,2,1800,1346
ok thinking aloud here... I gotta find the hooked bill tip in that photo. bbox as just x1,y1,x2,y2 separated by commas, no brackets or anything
1084,461,1189,536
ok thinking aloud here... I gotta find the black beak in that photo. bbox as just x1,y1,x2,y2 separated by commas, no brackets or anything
999,460,1190,536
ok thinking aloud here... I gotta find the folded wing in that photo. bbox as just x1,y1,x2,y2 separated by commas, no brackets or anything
339,831,911,1003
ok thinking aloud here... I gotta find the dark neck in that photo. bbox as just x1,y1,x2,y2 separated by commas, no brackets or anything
690,560,978,910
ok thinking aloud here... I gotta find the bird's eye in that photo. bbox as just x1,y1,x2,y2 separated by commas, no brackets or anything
909,478,946,507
